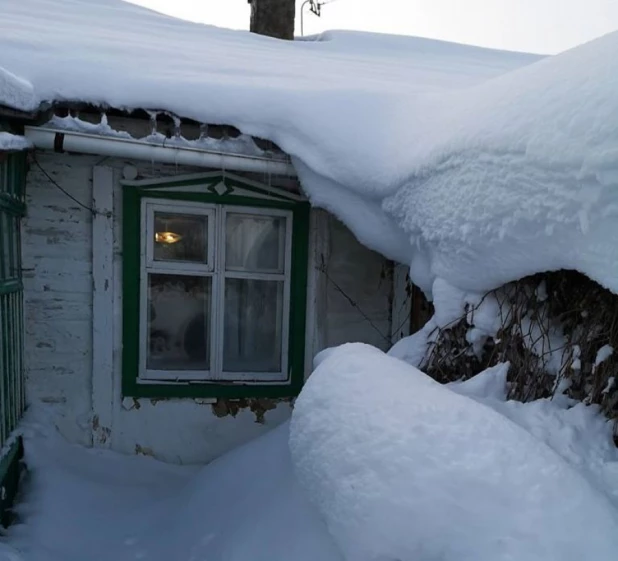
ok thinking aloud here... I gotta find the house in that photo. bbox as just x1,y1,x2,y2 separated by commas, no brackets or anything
0,0,544,520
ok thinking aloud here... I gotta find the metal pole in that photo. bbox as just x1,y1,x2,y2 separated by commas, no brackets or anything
300,0,311,36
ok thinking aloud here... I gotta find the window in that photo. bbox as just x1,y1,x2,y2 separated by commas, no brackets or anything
122,173,310,399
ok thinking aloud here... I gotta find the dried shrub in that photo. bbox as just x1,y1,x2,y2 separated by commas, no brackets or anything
421,270,618,423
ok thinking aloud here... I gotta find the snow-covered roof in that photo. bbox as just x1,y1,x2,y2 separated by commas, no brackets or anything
2,0,617,296
0,0,537,117
0,132,32,151
0,66,36,112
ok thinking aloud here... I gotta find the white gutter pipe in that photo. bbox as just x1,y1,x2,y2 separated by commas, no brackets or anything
24,126,296,176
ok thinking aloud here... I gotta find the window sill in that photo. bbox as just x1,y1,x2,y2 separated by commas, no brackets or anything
122,378,303,399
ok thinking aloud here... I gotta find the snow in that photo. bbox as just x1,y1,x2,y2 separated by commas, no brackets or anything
4,409,341,561
390,270,595,382
389,315,438,365
449,368,618,509
2,0,616,297
382,34,618,293
595,344,614,369
45,115,271,158
0,543,21,561
4,344,618,560
0,133,31,152
290,343,618,561
0,67,36,112
2,3,617,556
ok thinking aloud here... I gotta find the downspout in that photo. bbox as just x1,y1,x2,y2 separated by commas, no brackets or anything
23,126,296,176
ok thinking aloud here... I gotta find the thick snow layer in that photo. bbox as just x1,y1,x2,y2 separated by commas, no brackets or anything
449,365,618,508
4,410,341,561
382,30,618,294
1,0,537,119
0,132,31,151
2,0,618,296
0,67,36,112
5,349,618,561
290,343,618,561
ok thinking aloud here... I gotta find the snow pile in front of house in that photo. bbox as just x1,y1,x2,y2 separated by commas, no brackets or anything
449,364,618,508
290,343,618,561
2,0,618,290
3,409,341,561
4,347,618,560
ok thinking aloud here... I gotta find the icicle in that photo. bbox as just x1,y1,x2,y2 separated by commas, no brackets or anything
172,114,181,139
146,110,158,137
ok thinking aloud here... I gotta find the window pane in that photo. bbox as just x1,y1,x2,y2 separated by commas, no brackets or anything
147,274,211,371
223,279,284,373
225,213,285,273
153,212,208,263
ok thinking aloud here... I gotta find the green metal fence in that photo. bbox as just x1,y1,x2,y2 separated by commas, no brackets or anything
0,151,26,451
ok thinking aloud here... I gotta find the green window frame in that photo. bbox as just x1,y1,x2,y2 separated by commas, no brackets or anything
122,172,310,399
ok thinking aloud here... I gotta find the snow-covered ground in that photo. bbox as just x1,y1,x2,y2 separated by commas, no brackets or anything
3,344,618,561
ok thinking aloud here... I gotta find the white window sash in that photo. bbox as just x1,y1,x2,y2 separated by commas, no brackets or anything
144,199,216,274
138,200,293,384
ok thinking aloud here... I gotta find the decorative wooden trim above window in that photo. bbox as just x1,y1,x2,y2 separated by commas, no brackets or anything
122,172,310,399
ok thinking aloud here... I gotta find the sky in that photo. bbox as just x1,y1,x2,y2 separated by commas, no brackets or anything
128,0,618,54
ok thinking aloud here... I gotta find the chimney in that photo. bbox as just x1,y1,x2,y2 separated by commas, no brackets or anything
248,0,296,40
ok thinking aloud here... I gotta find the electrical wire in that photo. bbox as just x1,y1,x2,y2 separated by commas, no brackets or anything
32,156,100,216
317,259,393,345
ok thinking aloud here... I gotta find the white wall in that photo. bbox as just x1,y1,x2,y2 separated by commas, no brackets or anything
22,151,401,464
23,154,95,446
321,216,392,351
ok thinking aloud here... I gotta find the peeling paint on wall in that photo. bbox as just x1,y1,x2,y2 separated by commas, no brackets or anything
211,398,291,424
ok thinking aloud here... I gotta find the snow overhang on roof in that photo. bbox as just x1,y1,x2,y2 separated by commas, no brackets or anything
2,0,617,297
20,104,295,176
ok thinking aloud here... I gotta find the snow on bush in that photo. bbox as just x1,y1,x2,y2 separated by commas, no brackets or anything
392,270,618,423
290,343,618,561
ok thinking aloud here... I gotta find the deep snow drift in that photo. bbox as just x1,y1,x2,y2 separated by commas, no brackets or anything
291,344,618,561
4,345,618,561
4,413,341,561
7,0,618,297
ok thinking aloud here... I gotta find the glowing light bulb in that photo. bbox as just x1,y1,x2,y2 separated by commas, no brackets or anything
155,231,182,244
